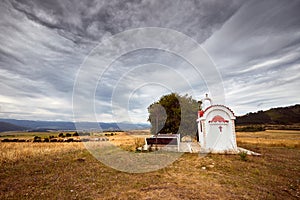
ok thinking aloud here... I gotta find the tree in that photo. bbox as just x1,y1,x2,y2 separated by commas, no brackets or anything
148,102,167,135
73,132,79,136
148,93,200,137
33,136,41,142
66,133,72,137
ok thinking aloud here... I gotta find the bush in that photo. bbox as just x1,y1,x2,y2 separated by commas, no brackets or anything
64,138,73,142
66,133,72,137
239,151,248,161
73,132,79,136
58,133,64,137
33,136,41,142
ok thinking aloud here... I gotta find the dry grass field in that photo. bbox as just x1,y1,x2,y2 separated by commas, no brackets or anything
237,130,300,148
0,130,300,199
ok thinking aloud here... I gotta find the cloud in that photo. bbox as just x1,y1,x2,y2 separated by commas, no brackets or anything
0,0,299,122
204,0,300,115
8,0,244,42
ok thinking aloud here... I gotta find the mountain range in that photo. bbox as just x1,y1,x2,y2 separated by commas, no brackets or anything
0,118,150,132
0,104,299,132
0,122,27,132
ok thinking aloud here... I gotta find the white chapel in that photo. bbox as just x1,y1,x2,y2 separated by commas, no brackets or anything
197,94,238,153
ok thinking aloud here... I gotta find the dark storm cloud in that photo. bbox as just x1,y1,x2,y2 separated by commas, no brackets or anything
8,0,244,42
0,0,299,121
0,0,245,121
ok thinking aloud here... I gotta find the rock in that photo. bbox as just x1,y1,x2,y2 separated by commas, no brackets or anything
207,164,214,169
201,166,206,170
181,135,193,142
76,158,85,162
143,144,149,151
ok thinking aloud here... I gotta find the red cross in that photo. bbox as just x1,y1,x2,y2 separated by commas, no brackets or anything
218,126,223,133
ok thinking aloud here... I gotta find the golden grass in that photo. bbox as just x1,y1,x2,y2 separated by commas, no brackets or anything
0,142,84,163
108,132,148,151
104,130,300,150
0,130,300,199
237,138,300,148
236,130,300,148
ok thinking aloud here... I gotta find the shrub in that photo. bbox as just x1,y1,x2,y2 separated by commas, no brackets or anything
73,132,79,136
66,133,72,137
239,151,248,161
58,133,64,137
33,136,41,143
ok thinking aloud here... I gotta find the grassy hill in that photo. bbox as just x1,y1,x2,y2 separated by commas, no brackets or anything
0,122,27,132
236,104,300,125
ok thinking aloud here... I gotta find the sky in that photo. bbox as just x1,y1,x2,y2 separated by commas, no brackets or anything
0,0,299,123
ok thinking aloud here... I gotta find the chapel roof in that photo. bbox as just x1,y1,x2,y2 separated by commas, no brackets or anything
203,104,235,117
209,115,229,123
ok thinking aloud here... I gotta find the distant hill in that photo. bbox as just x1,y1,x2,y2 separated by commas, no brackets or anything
1,104,298,131
236,104,300,125
0,118,150,132
0,122,27,132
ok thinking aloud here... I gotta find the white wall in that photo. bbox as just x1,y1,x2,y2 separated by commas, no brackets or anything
198,106,237,153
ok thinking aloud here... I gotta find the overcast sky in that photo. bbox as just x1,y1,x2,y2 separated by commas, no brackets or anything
0,0,299,123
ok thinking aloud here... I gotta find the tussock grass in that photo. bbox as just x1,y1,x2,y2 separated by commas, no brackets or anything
109,132,148,151
0,142,84,163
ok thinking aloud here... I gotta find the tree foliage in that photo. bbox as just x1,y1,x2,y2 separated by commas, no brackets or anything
148,93,200,137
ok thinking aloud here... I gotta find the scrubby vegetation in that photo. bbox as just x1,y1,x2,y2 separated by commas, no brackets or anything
0,131,119,143
238,151,248,161
236,125,265,132
73,132,79,136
